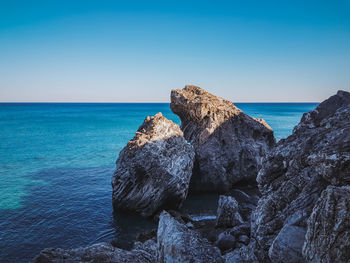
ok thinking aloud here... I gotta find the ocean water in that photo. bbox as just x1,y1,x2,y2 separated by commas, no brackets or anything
0,102,318,262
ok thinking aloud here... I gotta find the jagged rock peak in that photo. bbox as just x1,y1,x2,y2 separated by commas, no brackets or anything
170,85,275,192
126,112,183,150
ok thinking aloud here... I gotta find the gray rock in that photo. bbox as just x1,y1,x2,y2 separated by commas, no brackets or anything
216,195,244,228
268,224,306,263
250,90,350,262
303,186,350,263
225,242,259,263
112,112,195,217
33,242,156,263
157,211,224,263
170,85,275,192
216,231,236,252
238,235,249,245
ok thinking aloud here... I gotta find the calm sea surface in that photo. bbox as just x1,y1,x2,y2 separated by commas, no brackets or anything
0,103,318,262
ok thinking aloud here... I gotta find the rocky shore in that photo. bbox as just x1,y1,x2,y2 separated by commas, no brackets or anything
34,87,350,263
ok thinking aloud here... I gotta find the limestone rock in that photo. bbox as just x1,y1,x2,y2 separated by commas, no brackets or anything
112,112,195,217
157,211,224,263
32,242,156,263
250,90,350,261
216,195,244,228
170,85,275,192
303,186,350,263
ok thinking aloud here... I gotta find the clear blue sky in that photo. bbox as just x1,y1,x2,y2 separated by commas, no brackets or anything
0,0,349,102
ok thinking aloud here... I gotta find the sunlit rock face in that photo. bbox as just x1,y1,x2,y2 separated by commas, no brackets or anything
112,112,195,217
170,85,275,192
249,90,350,262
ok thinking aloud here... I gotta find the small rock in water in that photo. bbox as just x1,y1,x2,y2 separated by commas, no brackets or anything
157,211,224,263
216,231,236,252
216,195,244,228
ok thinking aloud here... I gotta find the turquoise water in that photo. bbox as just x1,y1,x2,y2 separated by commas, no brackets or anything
0,103,317,262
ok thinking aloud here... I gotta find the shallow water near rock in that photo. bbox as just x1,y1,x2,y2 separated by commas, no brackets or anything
0,102,317,262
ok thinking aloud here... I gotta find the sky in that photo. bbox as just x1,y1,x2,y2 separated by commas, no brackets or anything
0,0,349,102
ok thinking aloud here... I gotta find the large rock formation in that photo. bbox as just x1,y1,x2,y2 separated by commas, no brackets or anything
249,90,350,262
157,211,224,263
170,85,275,192
112,112,195,217
303,186,350,262
33,241,156,263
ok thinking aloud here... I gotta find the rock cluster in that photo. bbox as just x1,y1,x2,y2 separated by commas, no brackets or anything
33,241,157,263
244,90,350,262
33,88,350,263
111,112,195,217
171,85,275,192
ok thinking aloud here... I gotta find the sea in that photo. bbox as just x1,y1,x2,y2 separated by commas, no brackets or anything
0,102,318,262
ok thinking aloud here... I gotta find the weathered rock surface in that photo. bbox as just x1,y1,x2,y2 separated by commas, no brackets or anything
33,241,156,263
303,186,350,263
249,90,350,262
157,211,224,263
170,85,275,192
112,112,195,217
216,195,244,228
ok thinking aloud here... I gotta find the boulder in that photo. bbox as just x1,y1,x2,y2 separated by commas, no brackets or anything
268,224,306,263
170,85,275,192
157,211,224,263
249,90,350,262
216,195,244,228
33,241,156,263
112,112,195,217
303,186,350,263
216,231,236,252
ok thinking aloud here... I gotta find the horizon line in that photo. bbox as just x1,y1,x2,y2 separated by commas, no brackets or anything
0,101,321,104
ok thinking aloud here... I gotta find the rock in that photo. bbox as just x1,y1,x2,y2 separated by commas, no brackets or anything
33,242,155,263
268,225,306,263
238,235,249,245
170,85,275,192
250,90,350,261
303,186,350,263
157,211,224,263
216,231,236,252
112,112,195,217
216,195,244,228
225,242,259,263
229,222,251,238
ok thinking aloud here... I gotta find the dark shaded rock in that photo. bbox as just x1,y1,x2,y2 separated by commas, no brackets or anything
229,222,251,238
33,242,155,263
170,85,275,192
136,229,157,243
268,225,306,263
238,235,249,245
303,186,350,263
216,195,244,228
112,112,195,217
157,211,224,263
216,231,236,252
225,242,259,263
249,90,350,262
